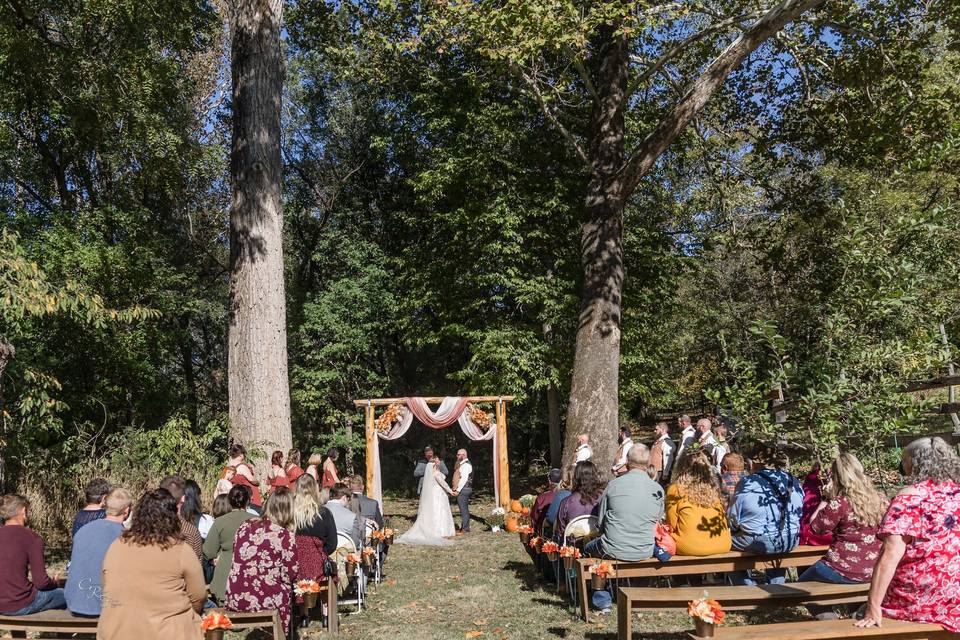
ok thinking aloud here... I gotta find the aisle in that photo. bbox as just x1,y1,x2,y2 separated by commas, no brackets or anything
309,497,688,640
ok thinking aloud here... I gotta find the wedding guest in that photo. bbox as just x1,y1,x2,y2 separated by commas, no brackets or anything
414,446,449,494
267,450,291,493
584,445,664,612
727,444,803,585
530,468,563,533
305,452,323,482
182,479,214,540
856,437,960,632
555,461,603,541
676,415,696,457
719,452,748,506
611,426,634,476
293,474,337,627
211,494,232,519
712,424,730,472
215,466,235,498
574,434,592,463
0,494,65,616
665,450,731,556
227,443,263,508
72,477,111,537
650,421,676,484
65,488,132,616
349,475,384,528
159,475,204,560
98,489,206,640
203,485,255,603
225,487,300,634
321,449,341,489
544,465,574,535
325,483,364,547
285,448,305,482
799,462,834,546
695,418,718,461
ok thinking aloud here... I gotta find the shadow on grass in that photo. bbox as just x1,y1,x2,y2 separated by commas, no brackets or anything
503,559,548,592
584,633,685,640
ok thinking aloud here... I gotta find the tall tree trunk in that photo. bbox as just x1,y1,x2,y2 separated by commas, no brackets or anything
227,0,292,468
563,27,628,472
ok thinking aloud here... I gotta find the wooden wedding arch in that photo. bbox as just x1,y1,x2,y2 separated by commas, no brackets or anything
354,396,514,508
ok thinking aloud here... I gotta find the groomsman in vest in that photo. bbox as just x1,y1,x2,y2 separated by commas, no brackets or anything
650,421,676,484
611,426,634,477
451,449,473,534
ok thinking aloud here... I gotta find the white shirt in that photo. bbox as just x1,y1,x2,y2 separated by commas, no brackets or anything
612,438,634,472
198,513,215,539
455,460,473,493
575,443,592,463
677,426,696,456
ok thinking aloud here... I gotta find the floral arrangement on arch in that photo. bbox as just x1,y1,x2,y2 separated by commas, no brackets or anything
294,579,321,596
467,403,492,431
375,403,406,434
688,596,725,625
201,612,233,632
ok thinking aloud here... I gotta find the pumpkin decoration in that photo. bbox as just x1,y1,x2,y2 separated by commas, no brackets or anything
521,506,531,516
504,513,521,533
510,499,523,514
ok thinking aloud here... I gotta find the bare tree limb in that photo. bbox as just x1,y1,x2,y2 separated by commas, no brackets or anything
563,45,600,107
618,0,826,199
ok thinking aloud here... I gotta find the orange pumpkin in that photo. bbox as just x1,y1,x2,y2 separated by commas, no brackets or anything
504,514,520,532
521,506,531,516
510,499,523,513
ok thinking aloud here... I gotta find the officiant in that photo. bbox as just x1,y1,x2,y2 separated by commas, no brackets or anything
413,446,449,494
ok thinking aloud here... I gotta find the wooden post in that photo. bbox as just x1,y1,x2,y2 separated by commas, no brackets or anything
496,399,511,508
365,402,376,498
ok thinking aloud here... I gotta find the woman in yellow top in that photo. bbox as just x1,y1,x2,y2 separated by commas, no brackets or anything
666,449,732,556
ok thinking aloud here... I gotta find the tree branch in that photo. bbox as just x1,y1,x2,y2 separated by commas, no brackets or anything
618,0,826,199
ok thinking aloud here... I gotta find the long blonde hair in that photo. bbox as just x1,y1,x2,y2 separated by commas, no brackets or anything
671,450,723,508
293,473,322,530
826,453,887,527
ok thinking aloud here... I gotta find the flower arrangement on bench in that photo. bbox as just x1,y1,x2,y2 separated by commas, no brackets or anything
559,545,582,569
362,546,376,567
201,612,233,640
589,561,614,589
345,553,361,574
541,540,560,561
688,594,725,638
294,579,321,609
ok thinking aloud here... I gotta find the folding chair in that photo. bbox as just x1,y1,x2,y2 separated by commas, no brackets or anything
332,533,365,613
563,515,599,607
365,519,383,585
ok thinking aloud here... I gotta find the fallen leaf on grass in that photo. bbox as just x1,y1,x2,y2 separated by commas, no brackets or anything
473,619,487,626
465,632,483,638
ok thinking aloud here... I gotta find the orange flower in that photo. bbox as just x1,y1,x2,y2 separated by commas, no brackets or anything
527,536,542,549
362,547,375,557
294,579,321,595
541,541,559,554
688,597,725,624
559,545,581,558
346,553,361,564
201,612,233,631
590,562,614,578
517,525,534,535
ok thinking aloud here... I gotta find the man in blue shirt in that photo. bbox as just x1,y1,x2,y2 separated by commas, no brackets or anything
65,488,132,616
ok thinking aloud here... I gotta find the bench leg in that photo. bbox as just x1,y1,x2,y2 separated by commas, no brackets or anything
617,588,631,640
273,609,287,640
579,566,590,622
11,632,26,640
327,578,339,634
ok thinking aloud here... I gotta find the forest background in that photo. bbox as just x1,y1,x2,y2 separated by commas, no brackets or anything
2,0,959,536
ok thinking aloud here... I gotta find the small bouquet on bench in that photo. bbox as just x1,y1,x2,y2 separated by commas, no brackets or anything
589,561,614,590
688,593,725,638
201,611,233,640
382,527,395,545
517,524,534,544
559,545,581,570
295,579,322,610
362,546,376,567
344,553,361,575
541,540,560,561
527,535,543,553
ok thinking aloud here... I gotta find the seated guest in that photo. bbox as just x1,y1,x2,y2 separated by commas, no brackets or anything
719,453,747,506
543,466,574,536
203,485,255,603
799,462,834,546
0,494,65,616
348,475,384,529
98,489,206,639
285,448,305,482
666,450,731,556
585,445,665,613
293,474,338,627
530,468,563,534
325,483,363,547
225,488,299,635
554,461,604,542
211,493,232,519
856,437,960,633
267,450,291,494
65,488,132,616
182,479,214,540
727,444,803,585
72,477,111,537
159,475,204,560
215,466,235,498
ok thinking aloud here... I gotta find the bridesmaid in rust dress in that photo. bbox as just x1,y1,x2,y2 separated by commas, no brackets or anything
321,449,340,489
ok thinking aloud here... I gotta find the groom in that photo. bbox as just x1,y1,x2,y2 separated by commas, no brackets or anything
451,449,473,534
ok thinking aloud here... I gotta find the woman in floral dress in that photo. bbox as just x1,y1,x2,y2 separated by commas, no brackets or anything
225,487,299,633
857,437,960,632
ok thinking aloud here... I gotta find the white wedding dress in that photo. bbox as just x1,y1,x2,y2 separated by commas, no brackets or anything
397,466,456,546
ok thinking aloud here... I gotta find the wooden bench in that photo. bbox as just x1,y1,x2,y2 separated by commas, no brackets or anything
0,608,288,639
617,583,870,640
575,545,828,621
686,618,956,639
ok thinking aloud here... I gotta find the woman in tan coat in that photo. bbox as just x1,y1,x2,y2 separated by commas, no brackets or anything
98,488,206,640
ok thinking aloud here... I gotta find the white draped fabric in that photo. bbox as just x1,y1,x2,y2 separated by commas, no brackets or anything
369,397,501,508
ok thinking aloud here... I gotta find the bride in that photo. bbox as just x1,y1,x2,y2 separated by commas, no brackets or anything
397,457,456,545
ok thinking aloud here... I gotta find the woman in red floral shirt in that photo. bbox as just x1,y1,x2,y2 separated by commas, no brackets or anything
799,453,888,588
856,437,960,633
